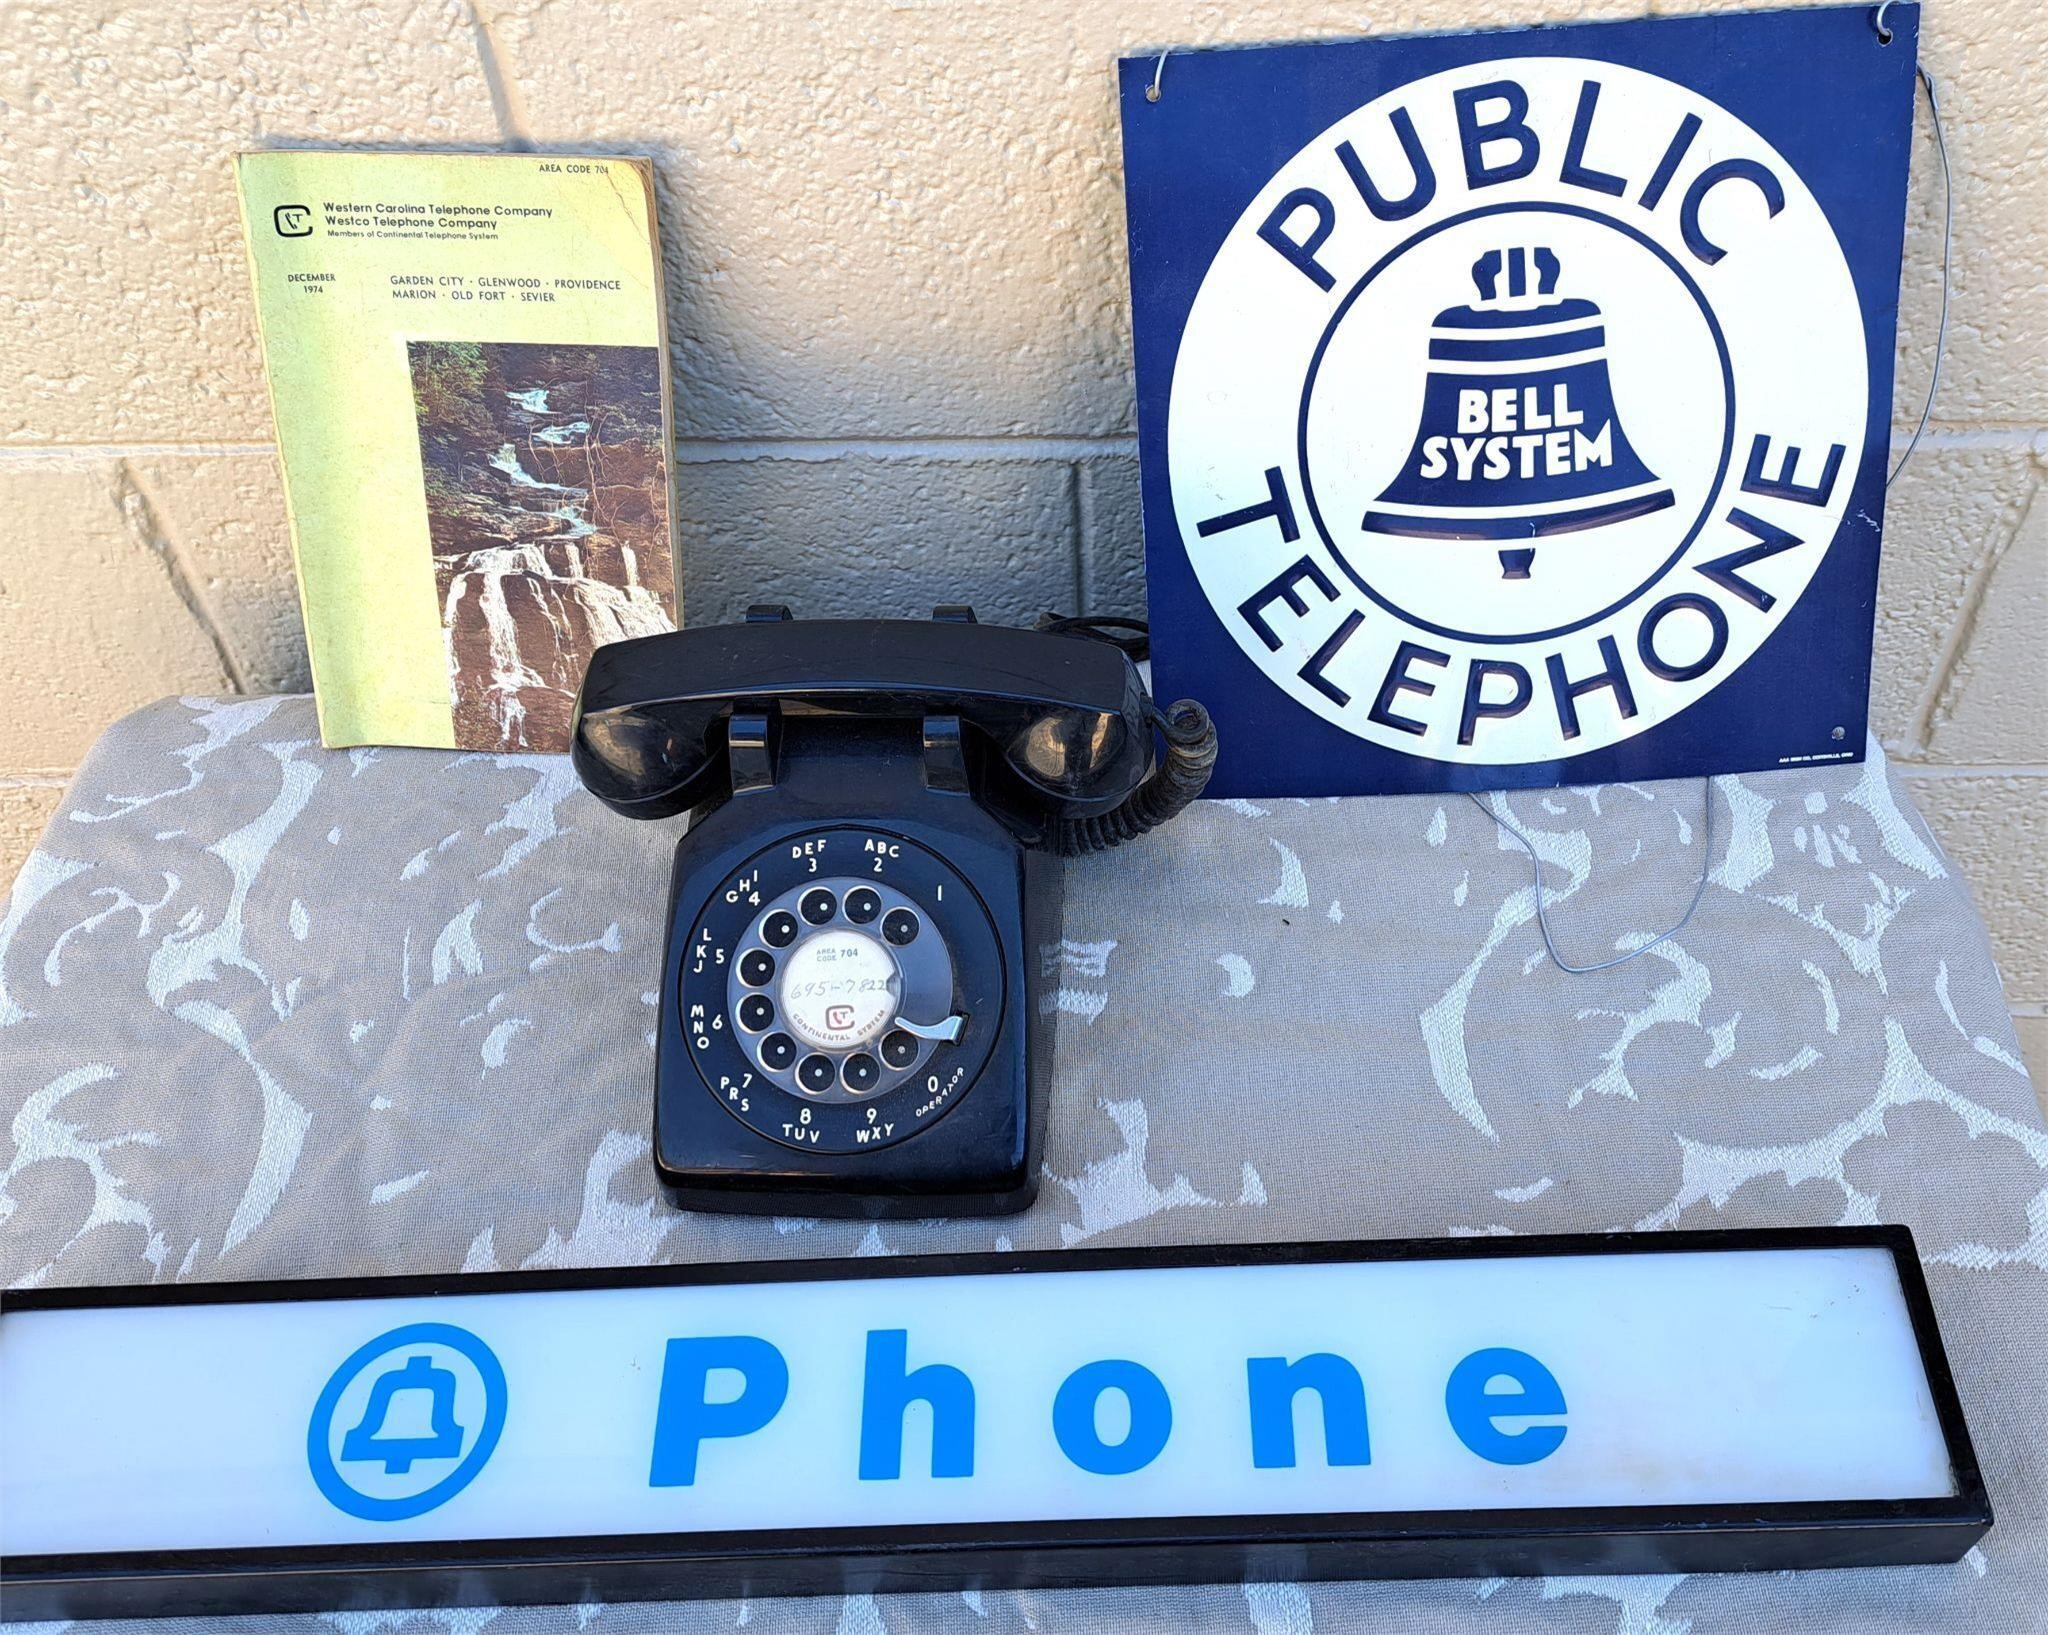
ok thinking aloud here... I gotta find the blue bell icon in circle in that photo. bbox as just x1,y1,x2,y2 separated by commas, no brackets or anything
338,1352,465,1474
1362,246,1674,580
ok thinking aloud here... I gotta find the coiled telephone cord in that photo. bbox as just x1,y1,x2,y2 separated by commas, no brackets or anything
1052,696,1218,856
1037,612,1218,856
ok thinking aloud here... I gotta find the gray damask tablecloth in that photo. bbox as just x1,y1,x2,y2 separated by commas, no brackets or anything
2,694,2044,1633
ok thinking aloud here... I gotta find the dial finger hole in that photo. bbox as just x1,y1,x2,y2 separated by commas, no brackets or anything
844,886,882,924
760,1033,797,1071
842,1053,880,1093
737,993,775,1032
799,888,838,926
738,949,776,986
797,1054,837,1094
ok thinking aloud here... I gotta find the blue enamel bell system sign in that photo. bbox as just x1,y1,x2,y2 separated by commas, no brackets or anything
1120,5,1921,796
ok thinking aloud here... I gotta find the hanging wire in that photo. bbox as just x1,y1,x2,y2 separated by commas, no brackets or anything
1146,49,1169,102
1887,61,1953,488
1470,14,1935,969
1466,781,1715,975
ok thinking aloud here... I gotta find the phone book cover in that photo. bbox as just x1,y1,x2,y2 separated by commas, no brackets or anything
1118,6,1919,797
235,151,679,753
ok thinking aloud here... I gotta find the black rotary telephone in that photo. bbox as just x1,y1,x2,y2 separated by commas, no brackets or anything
571,607,1215,1218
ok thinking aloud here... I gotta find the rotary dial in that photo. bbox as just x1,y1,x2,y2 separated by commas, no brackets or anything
723,873,964,1106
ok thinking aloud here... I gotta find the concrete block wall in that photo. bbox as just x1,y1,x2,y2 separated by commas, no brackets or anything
1,0,2042,1082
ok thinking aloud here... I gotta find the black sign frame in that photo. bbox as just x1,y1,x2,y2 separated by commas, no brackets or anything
0,1225,1991,1621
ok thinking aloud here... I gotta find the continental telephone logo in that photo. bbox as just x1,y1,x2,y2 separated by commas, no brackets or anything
273,204,314,238
1168,58,1867,765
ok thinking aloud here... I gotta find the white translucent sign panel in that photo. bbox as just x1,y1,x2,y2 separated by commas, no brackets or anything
0,1246,1954,1557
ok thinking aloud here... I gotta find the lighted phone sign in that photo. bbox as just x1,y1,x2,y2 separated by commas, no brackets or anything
1,1247,1955,1556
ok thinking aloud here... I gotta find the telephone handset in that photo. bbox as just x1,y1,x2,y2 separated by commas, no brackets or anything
572,606,1215,1217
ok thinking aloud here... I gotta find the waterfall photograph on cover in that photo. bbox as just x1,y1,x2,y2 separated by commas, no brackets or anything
408,339,675,751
